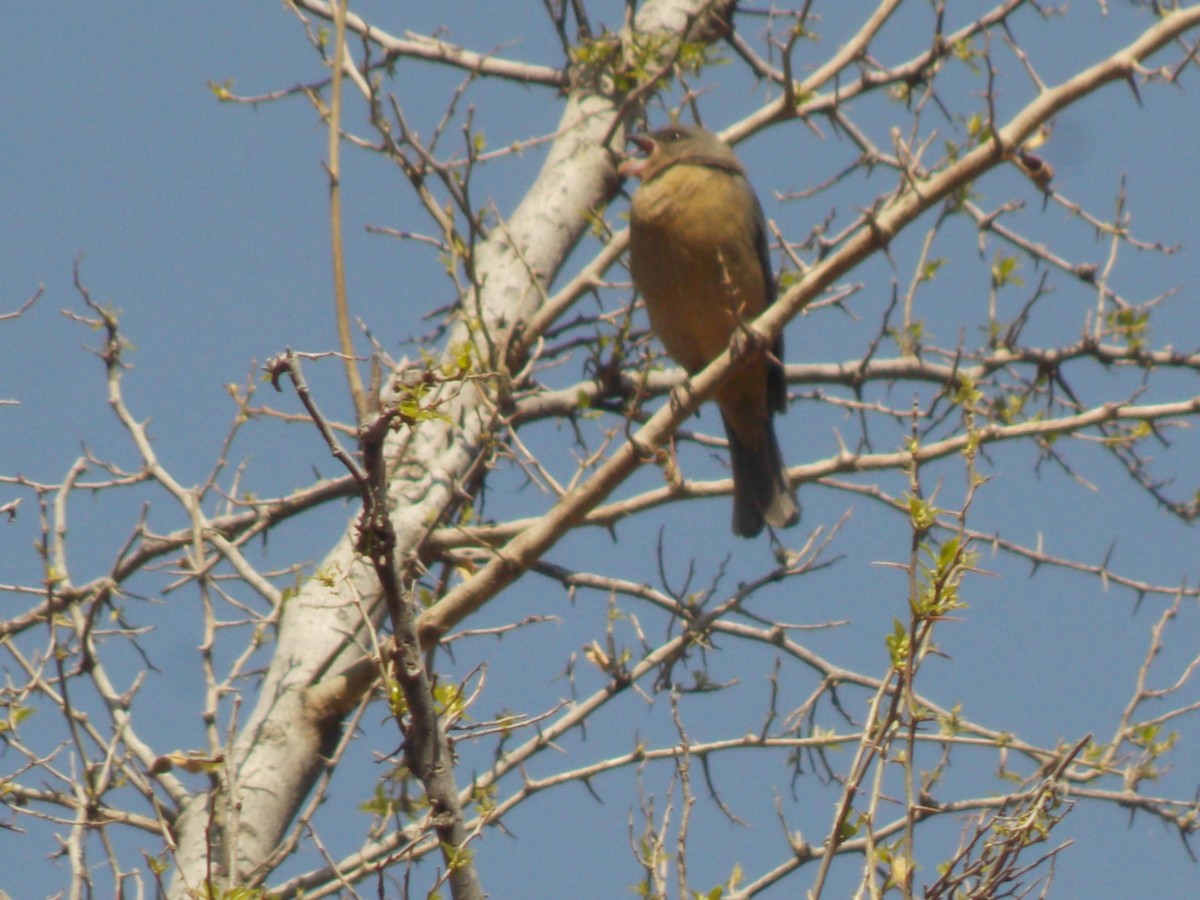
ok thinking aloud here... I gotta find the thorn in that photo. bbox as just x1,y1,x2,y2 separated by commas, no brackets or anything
1125,73,1143,107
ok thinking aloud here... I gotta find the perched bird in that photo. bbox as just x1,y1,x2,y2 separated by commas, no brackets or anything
620,124,799,537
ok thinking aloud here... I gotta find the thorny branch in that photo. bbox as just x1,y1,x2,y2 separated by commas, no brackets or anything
5,3,1200,898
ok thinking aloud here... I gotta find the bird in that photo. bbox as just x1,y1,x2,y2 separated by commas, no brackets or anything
620,123,799,538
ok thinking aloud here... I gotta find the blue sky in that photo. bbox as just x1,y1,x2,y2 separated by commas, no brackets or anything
3,3,1200,897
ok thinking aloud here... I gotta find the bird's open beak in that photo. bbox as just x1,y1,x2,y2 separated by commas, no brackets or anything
627,133,655,154
618,133,656,180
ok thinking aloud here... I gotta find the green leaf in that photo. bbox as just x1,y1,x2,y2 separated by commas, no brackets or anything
207,79,236,102
919,258,947,282
886,618,910,667
991,254,1024,287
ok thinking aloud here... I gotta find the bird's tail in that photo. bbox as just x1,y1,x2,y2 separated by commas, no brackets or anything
722,413,800,538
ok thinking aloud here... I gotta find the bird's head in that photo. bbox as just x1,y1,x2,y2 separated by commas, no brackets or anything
619,124,745,183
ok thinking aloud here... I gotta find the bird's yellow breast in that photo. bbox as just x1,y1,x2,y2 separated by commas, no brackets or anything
629,163,770,375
